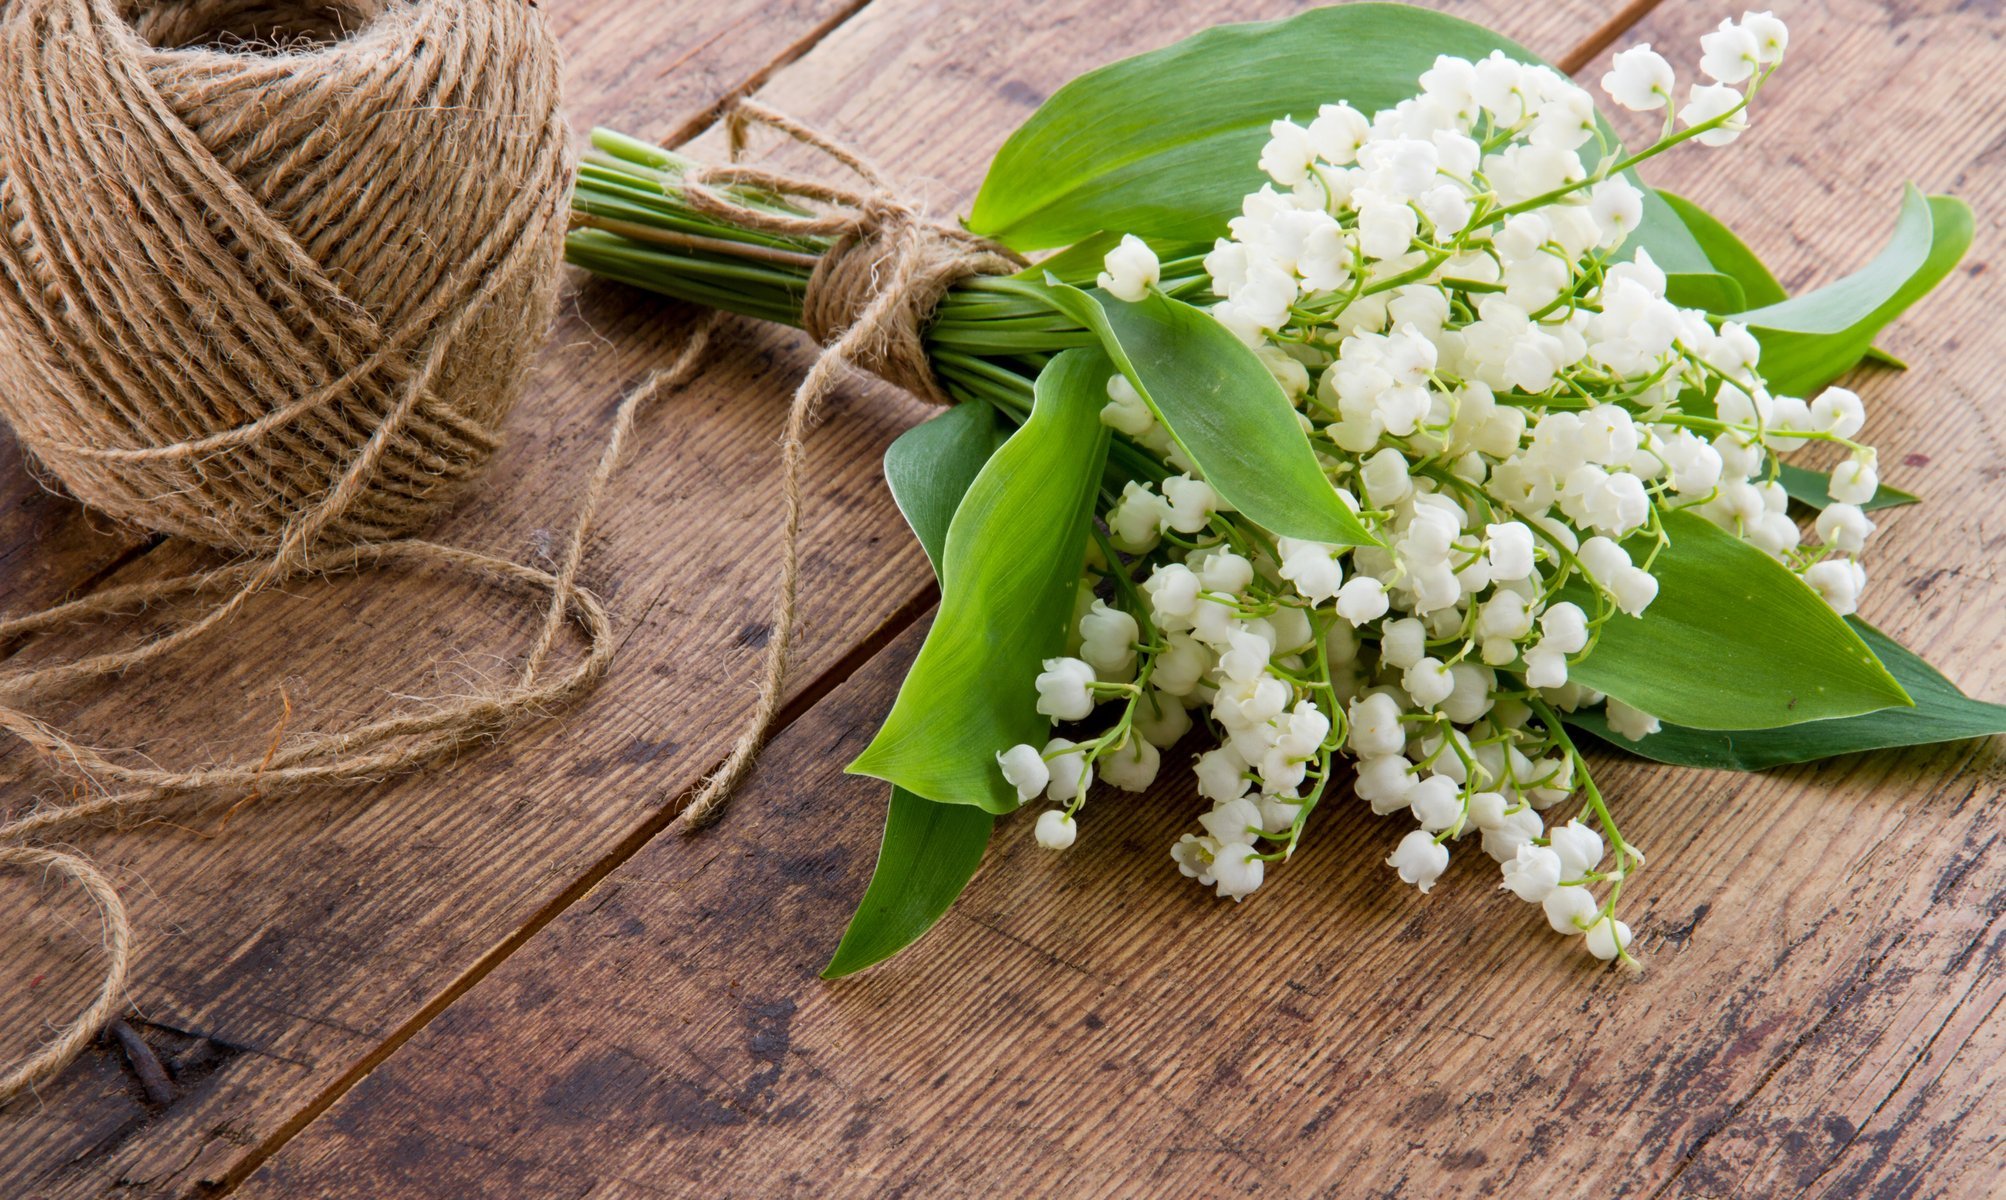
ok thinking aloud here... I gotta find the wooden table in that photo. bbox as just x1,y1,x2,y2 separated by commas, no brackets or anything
3,1,2003,1195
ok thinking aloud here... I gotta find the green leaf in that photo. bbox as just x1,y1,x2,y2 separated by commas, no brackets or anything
1633,189,1745,315
969,0,1707,290
883,401,1006,572
849,348,1112,812
1568,509,1910,729
1776,462,1920,513
1657,189,1787,309
1039,281,1377,547
824,787,993,978
835,405,1006,979
1736,188,1972,396
1571,621,2006,770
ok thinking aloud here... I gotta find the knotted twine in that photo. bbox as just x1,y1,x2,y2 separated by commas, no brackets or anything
665,100,1023,829
0,0,651,1104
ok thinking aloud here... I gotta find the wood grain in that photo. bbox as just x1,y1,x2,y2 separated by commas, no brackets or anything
234,1,2006,1197
0,0,1617,1197
0,428,154,618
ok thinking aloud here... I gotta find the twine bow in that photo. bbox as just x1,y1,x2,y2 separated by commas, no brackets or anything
668,100,1023,830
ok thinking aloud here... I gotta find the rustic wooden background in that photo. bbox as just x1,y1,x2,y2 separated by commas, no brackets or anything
3,0,2002,1195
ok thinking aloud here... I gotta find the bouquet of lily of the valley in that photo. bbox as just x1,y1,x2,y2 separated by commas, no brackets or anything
568,5,2003,974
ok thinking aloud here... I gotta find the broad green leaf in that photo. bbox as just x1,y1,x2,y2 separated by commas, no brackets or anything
1777,462,1919,513
1635,189,1745,315
883,401,1006,571
969,0,1711,293
1569,509,1910,729
1736,188,1972,396
1571,621,2006,770
1657,189,1786,309
824,787,992,978
1040,281,1377,547
849,348,1112,812
834,404,1004,979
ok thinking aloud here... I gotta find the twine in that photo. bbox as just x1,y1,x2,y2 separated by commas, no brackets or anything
668,100,1023,830
0,0,665,1105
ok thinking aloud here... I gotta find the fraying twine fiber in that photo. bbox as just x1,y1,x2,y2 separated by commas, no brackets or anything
0,0,635,1105
666,100,1022,830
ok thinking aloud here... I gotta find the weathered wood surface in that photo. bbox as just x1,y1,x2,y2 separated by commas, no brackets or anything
0,1,1616,1197
233,0,2006,1197
0,429,152,617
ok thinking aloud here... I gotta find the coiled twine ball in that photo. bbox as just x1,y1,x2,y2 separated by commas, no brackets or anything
0,0,572,552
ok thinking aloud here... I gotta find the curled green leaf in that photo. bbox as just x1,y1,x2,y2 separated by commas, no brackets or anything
849,348,1111,812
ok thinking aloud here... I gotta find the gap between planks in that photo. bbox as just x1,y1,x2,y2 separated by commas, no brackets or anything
22,0,1667,1189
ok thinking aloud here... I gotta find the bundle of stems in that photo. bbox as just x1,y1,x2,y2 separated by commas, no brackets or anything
567,129,1189,479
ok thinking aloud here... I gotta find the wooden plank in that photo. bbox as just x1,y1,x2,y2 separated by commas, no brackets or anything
0,424,155,617
0,0,1617,1196
549,0,868,143
0,0,859,1189
231,1,2006,1196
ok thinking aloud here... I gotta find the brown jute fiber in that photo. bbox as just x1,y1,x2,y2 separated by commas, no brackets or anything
667,100,1023,831
0,0,617,1104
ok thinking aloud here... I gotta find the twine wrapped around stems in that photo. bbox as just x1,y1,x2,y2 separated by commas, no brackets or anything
664,100,1023,830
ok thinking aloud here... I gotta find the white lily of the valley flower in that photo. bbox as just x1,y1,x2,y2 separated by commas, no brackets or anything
1601,44,1675,111
1096,233,1160,302
1034,657,1098,722
1034,809,1078,850
996,743,1049,803
1388,829,1450,892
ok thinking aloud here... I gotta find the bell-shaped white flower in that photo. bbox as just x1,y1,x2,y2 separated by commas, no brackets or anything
1543,883,1599,934
1212,843,1266,900
1388,829,1450,892
1194,746,1251,805
1604,700,1662,742
1828,455,1880,505
1815,503,1875,554
1804,559,1867,616
1585,915,1635,961
1547,818,1605,875
996,743,1050,803
1161,474,1222,534
1034,657,1098,722
1333,576,1391,625
1600,44,1675,112
1079,599,1139,680
1278,537,1344,603
1096,234,1160,302
1409,774,1463,832
1099,735,1161,793
1699,18,1760,84
1500,842,1564,902
1043,738,1094,802
1742,11,1788,63
1100,373,1155,437
1679,82,1748,146
1347,692,1408,758
1034,808,1078,850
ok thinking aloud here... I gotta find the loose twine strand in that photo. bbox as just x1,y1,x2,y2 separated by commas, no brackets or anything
0,0,625,1104
0,316,720,1104
668,100,1023,830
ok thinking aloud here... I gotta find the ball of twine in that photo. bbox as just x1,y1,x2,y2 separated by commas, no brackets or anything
0,0,571,552
0,0,611,1105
